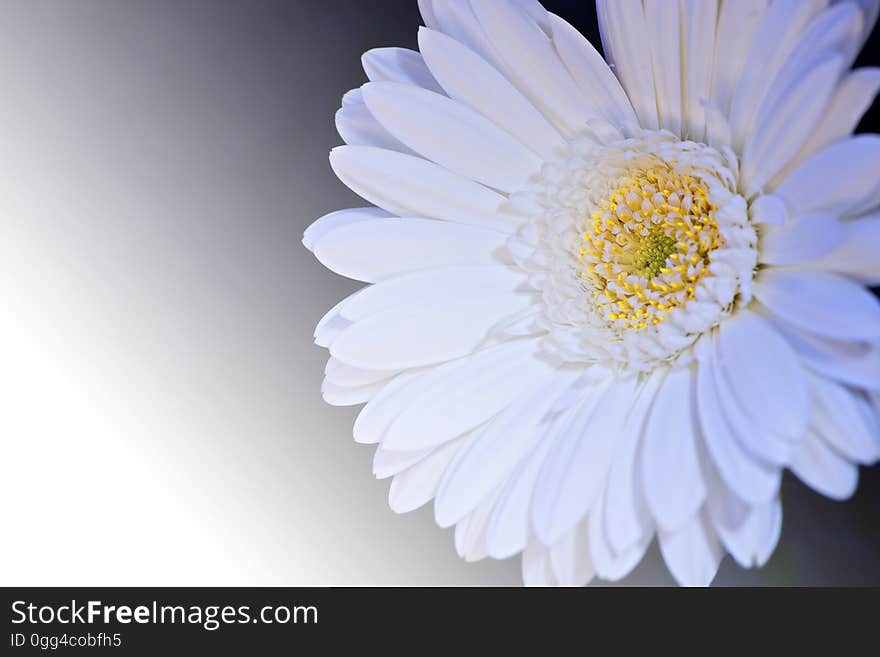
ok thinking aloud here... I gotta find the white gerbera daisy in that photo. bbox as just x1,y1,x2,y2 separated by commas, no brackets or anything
304,0,880,586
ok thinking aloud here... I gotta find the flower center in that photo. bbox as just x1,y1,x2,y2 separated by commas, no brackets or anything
577,164,723,331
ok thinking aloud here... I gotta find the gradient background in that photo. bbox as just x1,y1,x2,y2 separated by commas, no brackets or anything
1,0,877,586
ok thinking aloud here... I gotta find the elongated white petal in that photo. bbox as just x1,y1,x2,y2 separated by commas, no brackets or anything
418,27,565,161
329,146,521,233
335,96,414,154
590,487,651,582
383,339,554,451
325,358,397,388
791,431,859,500
643,0,682,137
548,14,638,131
361,47,442,92
791,67,880,165
810,375,880,464
434,371,581,527
711,0,768,116
313,295,356,348
363,81,542,192
708,482,782,569
679,0,718,142
374,443,433,479
485,428,558,559
759,213,846,266
742,55,845,196
811,213,880,284
417,0,438,29
389,435,471,514
769,316,880,392
353,368,437,445
603,368,665,554
774,136,880,215
453,486,502,562
321,378,385,406
522,539,557,586
658,511,722,587
641,366,706,533
596,0,658,130
717,309,809,442
303,207,389,253
338,265,524,322
532,377,637,545
313,218,508,282
468,0,594,136
696,339,781,505
331,292,531,371
754,269,880,342
549,522,594,587
728,0,826,153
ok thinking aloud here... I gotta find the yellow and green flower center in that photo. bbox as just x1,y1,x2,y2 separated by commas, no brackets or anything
578,164,724,330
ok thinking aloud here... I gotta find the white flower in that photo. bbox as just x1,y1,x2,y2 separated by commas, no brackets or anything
304,0,880,586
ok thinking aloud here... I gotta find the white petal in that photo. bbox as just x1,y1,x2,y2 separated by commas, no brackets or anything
313,217,508,282
603,368,665,554
361,47,442,92
742,55,845,196
809,374,880,464
641,365,707,533
485,429,557,559
372,444,432,479
717,308,809,442
548,13,638,131
774,136,880,215
811,213,880,285
710,0,768,117
759,213,846,266
696,337,782,505
549,522,594,587
754,269,880,342
335,97,414,153
521,539,557,586
418,27,566,161
470,0,594,135
707,482,782,569
791,67,880,164
590,488,651,582
643,0,682,137
728,0,827,153
749,194,789,227
680,0,719,142
330,292,531,370
388,435,470,514
596,0,658,129
430,0,505,74
791,430,859,500
313,295,355,348
362,81,542,192
338,265,524,322
303,207,389,253
532,376,638,545
353,368,436,445
329,146,521,233
325,358,397,388
382,339,554,451
417,0,438,29
321,378,385,406
453,486,502,562
434,371,581,527
658,511,722,587
769,316,880,391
